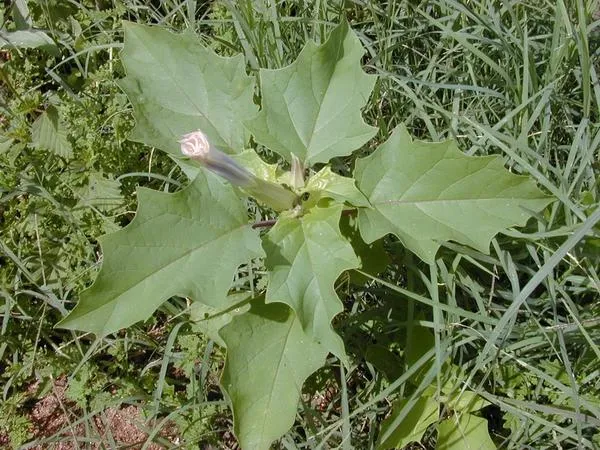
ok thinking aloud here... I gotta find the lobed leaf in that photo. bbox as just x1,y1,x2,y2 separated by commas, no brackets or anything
245,21,377,166
263,204,360,361
119,22,257,156
220,298,327,450
58,170,263,335
355,125,554,263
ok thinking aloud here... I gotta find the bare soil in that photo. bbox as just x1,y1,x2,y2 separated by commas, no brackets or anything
17,377,179,449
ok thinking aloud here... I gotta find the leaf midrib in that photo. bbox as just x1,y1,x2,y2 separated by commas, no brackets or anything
303,34,345,162
258,320,295,446
371,196,544,206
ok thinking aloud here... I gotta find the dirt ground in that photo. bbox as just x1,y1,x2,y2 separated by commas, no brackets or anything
8,377,179,449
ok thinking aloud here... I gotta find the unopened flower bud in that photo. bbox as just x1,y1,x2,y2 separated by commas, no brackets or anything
179,130,297,212
179,130,211,159
179,130,253,187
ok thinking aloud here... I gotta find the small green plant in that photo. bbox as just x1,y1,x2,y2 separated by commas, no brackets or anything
58,20,553,449
0,392,33,448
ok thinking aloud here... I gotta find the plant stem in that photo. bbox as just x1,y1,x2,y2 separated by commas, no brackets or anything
252,219,277,229
251,208,357,229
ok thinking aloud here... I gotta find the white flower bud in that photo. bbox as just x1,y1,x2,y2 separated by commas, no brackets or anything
179,130,211,159
179,129,297,211
179,130,253,186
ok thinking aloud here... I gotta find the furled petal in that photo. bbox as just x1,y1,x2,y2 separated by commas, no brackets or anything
180,130,297,211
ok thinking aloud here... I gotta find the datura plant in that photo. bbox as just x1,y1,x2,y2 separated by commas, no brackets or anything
58,20,553,449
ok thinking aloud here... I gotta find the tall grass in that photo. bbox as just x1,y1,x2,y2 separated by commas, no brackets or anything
223,1,600,448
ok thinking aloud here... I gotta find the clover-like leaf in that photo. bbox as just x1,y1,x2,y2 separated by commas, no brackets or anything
220,298,327,450
302,166,369,209
263,204,360,361
355,125,554,263
245,21,377,166
58,170,263,335
119,22,257,156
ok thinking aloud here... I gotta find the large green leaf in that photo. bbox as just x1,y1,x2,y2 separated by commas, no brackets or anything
377,395,439,449
119,22,257,156
355,125,553,263
437,413,496,450
263,204,359,361
30,106,73,159
220,298,327,450
58,170,263,335
245,21,377,166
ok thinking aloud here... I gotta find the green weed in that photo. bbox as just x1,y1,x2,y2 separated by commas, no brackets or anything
1,0,598,448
